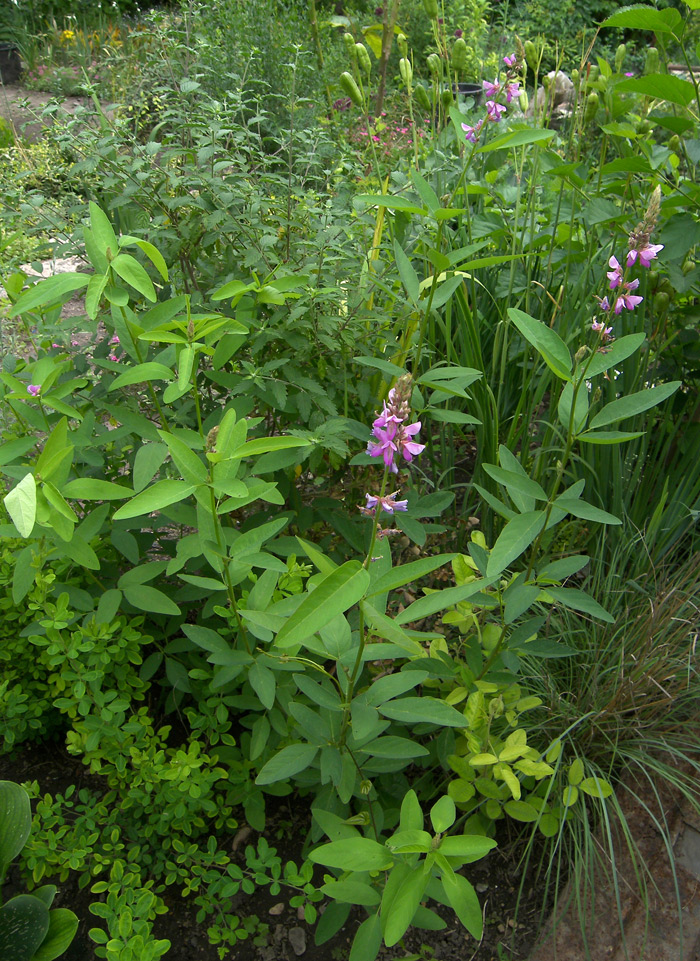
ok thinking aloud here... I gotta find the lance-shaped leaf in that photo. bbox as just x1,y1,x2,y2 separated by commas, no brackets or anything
9,273,90,317
255,743,319,786
486,511,546,577
509,308,572,381
112,480,195,520
588,381,680,429
275,561,370,648
309,838,393,872
3,473,36,537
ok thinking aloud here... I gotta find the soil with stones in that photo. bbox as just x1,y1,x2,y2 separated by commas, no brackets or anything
0,83,87,142
0,739,549,961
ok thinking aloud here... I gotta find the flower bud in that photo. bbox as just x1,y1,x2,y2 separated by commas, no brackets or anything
614,43,626,73
645,47,659,75
584,90,599,124
452,37,468,74
682,258,695,275
518,88,529,113
587,64,599,83
524,40,537,72
399,57,413,86
422,0,439,19
355,42,371,77
427,52,440,79
668,134,681,153
441,87,453,110
571,68,580,85
574,345,589,364
413,83,431,111
343,32,356,61
339,71,363,107
397,33,408,58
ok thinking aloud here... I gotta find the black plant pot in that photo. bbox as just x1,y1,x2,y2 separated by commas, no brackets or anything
0,44,22,84
452,82,483,105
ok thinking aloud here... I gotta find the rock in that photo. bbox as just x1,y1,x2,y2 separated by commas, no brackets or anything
527,71,576,126
268,902,285,916
288,926,307,956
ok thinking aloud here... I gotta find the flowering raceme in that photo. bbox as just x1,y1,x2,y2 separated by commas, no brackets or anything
461,53,522,145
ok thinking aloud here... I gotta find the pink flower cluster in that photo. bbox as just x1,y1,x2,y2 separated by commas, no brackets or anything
462,54,521,144
592,239,664,340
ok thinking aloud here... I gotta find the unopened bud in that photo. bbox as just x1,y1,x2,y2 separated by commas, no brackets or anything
668,134,681,153
414,83,431,111
524,40,537,72
587,64,599,83
399,57,413,86
584,90,599,124
343,32,356,61
574,345,589,364
571,68,580,85
397,33,408,58
614,44,626,73
452,37,468,74
440,87,453,110
355,42,371,77
427,53,441,79
339,71,363,107
422,0,439,19
518,89,529,113
645,47,659,75
653,292,670,313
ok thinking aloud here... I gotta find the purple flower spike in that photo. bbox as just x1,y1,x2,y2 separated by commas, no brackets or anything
27,384,41,396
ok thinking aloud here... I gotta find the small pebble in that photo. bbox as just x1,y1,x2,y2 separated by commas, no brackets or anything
268,902,285,916
476,882,489,892
288,926,307,956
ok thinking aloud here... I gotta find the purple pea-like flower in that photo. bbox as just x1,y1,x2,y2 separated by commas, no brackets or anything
486,100,506,122
505,81,520,103
503,54,517,67
482,79,500,99
27,384,41,396
607,256,624,290
360,491,409,516
461,120,482,143
614,278,643,314
109,334,120,345
592,320,614,341
627,243,664,268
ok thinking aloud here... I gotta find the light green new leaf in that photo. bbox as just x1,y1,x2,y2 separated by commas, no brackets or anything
275,561,370,648
112,480,195,520
579,777,614,799
601,5,683,35
430,796,456,833
255,743,319,785
438,835,497,861
378,697,467,728
110,253,157,302
109,363,174,390
309,838,393,872
486,511,546,577
382,863,429,946
366,554,457,598
89,202,119,255
509,308,572,381
3,473,36,537
588,382,680,429
119,236,169,280
441,872,483,940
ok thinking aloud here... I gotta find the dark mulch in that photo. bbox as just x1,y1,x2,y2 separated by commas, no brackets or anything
1,740,549,961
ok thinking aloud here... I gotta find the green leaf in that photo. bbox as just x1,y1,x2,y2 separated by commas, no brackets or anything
393,240,420,305
133,442,168,492
601,6,683,37
441,872,483,940
545,586,614,623
430,795,456,833
577,430,644,445
113,480,195,520
62,479,131,500
393,577,496,625
378,696,466,728
275,561,370,648
3,473,36,538
557,381,589,434
579,777,614,799
119,236,169,281
509,308,572,381
353,355,408,378
585,333,645,378
553,496,621,526
309,838,393,872
255,744,319,785
478,126,555,152
486,511,546,577
588,382,680,429
89,202,119,255
123,584,180,615
617,74,695,107
0,895,50,960
33,908,79,961
111,253,157,302
438,835,497,860
109,362,174,390
503,800,539,822
382,863,429,946
354,194,427,213
364,670,428,706
322,878,380,906
349,913,382,961
8,273,90,317
248,662,276,710
233,436,311,458
158,431,208,485
85,273,108,319
412,169,440,212
366,555,457,598
0,781,32,878
360,736,429,759
483,465,548,503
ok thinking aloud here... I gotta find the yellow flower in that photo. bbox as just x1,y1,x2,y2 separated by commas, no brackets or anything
59,29,75,43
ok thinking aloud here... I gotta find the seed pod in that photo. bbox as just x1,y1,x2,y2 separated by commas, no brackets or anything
518,88,529,113
571,68,580,85
355,42,371,77
668,134,681,153
339,71,363,107
524,40,537,72
584,90,599,124
614,43,626,73
427,52,440,79
413,83,431,111
397,33,408,58
648,271,659,287
645,47,659,75
587,64,599,83
682,258,695,276
636,119,652,135
441,87,453,110
343,32,356,62
452,37,468,74
422,0,439,19
653,292,670,313
399,57,413,86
